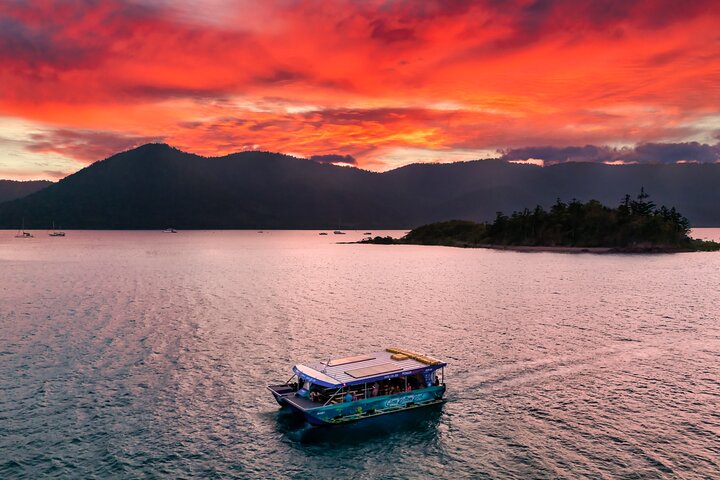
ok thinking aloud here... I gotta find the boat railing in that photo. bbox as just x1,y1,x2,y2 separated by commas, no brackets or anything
317,383,434,406
323,387,344,406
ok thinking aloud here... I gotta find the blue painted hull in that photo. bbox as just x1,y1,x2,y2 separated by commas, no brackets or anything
281,385,446,426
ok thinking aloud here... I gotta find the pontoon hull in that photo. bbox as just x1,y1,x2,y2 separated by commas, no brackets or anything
271,385,446,426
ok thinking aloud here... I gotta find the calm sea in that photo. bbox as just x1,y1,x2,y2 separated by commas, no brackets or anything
1,230,719,479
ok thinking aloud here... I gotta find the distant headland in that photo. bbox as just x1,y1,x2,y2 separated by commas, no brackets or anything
360,190,720,253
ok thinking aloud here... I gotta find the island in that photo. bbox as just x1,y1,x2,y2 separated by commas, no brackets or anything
360,190,720,253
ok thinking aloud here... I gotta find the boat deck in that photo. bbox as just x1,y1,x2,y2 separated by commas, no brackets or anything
284,395,321,411
296,348,445,387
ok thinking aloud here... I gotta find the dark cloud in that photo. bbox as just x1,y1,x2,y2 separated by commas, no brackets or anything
0,17,104,71
450,0,720,58
26,129,161,163
309,154,357,165
500,142,720,165
381,0,474,21
627,142,720,163
0,0,156,72
254,69,308,85
500,145,614,164
120,84,233,101
302,107,442,125
369,20,415,43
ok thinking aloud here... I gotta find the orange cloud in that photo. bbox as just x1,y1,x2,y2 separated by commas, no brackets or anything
1,0,719,178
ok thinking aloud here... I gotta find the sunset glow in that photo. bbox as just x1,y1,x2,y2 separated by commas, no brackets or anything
1,0,720,179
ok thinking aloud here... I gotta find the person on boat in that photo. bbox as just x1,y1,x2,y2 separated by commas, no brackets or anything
343,391,353,403
297,380,311,398
371,382,379,397
434,375,440,386
405,383,412,392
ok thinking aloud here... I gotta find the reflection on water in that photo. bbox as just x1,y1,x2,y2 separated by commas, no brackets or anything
1,229,719,478
277,403,445,446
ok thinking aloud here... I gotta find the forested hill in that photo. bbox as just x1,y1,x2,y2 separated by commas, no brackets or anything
365,191,720,252
1,143,719,229
0,180,52,203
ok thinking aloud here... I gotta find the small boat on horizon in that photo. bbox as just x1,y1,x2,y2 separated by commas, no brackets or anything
162,228,178,233
15,219,33,238
333,230,346,235
319,232,328,235
363,232,372,235
49,221,65,237
267,347,446,426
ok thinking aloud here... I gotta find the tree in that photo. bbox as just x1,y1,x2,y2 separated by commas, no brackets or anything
630,187,655,216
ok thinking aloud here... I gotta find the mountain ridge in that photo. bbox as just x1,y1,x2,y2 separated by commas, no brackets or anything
1,143,719,228
0,179,54,204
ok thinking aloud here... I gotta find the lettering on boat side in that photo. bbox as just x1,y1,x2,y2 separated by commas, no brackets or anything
385,393,425,408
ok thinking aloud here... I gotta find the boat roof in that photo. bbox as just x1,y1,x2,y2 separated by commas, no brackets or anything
292,348,446,388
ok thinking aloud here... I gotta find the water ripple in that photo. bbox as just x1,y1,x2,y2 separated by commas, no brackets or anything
1,230,719,478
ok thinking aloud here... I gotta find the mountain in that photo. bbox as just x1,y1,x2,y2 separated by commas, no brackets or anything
0,143,719,228
0,180,52,203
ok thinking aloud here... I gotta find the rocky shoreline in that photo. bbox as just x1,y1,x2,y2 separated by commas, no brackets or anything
353,237,711,254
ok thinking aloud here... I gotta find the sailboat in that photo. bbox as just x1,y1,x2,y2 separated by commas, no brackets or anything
49,221,66,237
15,219,33,238
333,217,345,234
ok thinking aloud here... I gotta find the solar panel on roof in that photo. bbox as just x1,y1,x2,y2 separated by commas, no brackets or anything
345,362,403,379
326,354,375,367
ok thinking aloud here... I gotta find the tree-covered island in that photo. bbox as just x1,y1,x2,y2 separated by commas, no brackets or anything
360,190,720,253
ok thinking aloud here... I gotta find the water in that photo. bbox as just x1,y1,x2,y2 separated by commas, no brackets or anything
1,230,719,479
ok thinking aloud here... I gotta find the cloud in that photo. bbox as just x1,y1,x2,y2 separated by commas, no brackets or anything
500,145,615,164
1,0,720,178
309,154,357,165
0,0,157,72
626,142,720,164
369,20,415,44
26,129,161,163
500,142,720,165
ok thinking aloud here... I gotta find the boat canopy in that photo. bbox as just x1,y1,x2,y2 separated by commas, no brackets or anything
292,348,446,388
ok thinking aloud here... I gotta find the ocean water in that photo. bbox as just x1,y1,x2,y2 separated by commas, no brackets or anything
1,229,719,479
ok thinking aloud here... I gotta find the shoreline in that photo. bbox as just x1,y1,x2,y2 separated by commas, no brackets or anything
349,240,702,254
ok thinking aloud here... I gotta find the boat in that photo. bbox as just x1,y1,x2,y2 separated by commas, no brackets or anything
15,219,33,238
333,230,346,235
319,232,328,235
48,222,65,237
162,228,177,233
363,232,372,235
268,347,446,426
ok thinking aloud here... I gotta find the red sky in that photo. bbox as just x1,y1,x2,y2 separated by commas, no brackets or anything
1,0,719,179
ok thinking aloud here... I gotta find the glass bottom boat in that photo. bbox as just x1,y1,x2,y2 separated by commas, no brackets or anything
268,347,446,426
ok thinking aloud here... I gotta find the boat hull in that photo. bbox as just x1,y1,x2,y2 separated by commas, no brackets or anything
275,385,446,426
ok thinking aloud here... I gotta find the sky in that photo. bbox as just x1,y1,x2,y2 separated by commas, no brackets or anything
1,0,719,180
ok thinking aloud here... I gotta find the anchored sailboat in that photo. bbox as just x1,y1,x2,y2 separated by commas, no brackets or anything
15,219,33,238
49,221,66,237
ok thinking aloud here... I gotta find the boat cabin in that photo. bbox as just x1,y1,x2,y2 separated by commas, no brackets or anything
268,347,446,425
